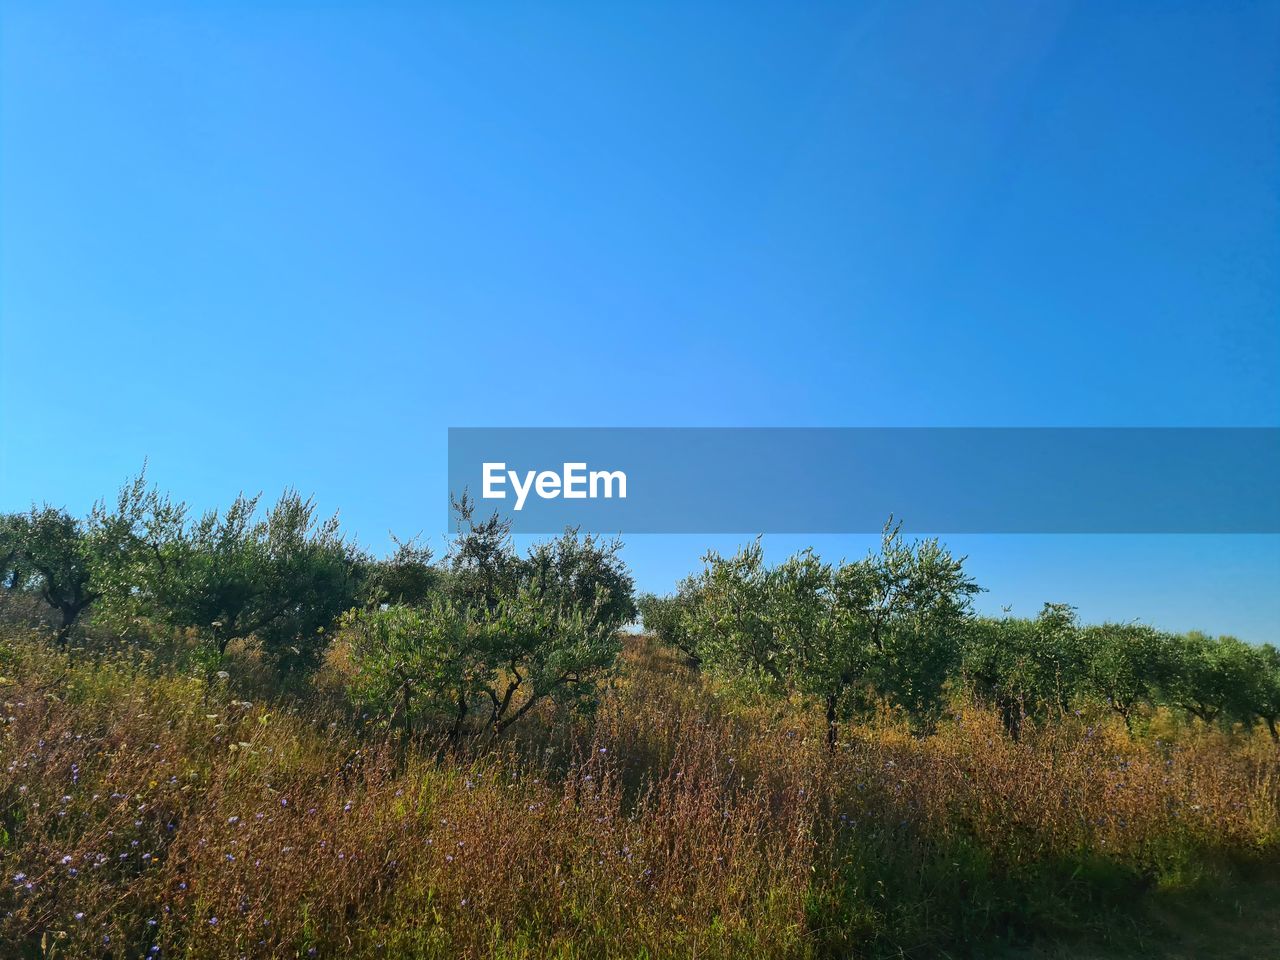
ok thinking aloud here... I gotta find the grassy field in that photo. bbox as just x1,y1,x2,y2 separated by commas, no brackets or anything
2,628,1278,959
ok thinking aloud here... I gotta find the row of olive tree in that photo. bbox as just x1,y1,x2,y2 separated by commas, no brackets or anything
962,606,1280,740
1,474,367,674
1,478,636,742
638,528,1280,745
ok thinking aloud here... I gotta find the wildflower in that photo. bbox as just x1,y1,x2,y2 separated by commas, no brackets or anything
74,912,85,921
209,916,218,926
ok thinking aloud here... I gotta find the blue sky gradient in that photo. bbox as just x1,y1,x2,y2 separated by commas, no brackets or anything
2,2,1277,638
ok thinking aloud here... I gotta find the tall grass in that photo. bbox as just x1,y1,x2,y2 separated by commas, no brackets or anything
2,630,1277,959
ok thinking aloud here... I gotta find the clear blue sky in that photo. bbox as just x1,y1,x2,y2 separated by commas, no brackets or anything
2,2,1277,639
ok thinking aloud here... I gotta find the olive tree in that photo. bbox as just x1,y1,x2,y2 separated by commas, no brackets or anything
0,474,153,645
523,528,636,634
345,506,635,744
473,583,624,735
0,513,22,588
1080,623,1166,730
637,576,704,666
961,615,1041,739
344,578,625,744
1158,631,1256,725
362,535,442,607
1240,643,1280,742
9,508,96,645
829,526,979,736
961,604,1091,737
139,490,364,674
693,524,979,749
343,601,471,742
695,540,835,704
447,493,521,612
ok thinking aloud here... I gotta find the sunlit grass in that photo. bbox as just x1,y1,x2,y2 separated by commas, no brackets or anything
2,630,1277,959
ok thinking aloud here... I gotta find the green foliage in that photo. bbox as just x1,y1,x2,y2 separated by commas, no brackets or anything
7,507,97,643
962,604,1091,737
523,528,636,635
345,509,634,741
0,474,154,644
474,582,624,732
690,523,979,746
447,493,521,612
1239,643,1280,742
6,472,1280,750
831,526,979,727
1081,622,1166,729
136,489,364,675
637,577,704,665
345,590,623,741
961,611,1280,741
0,511,26,590
344,601,470,737
691,538,795,688
362,534,442,607
1158,631,1257,724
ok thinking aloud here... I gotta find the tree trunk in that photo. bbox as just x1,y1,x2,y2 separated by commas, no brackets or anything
999,698,1021,742
55,615,74,649
825,693,839,752
55,599,90,648
447,692,468,744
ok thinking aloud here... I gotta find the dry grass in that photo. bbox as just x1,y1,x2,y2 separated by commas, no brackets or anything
1,631,1277,959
